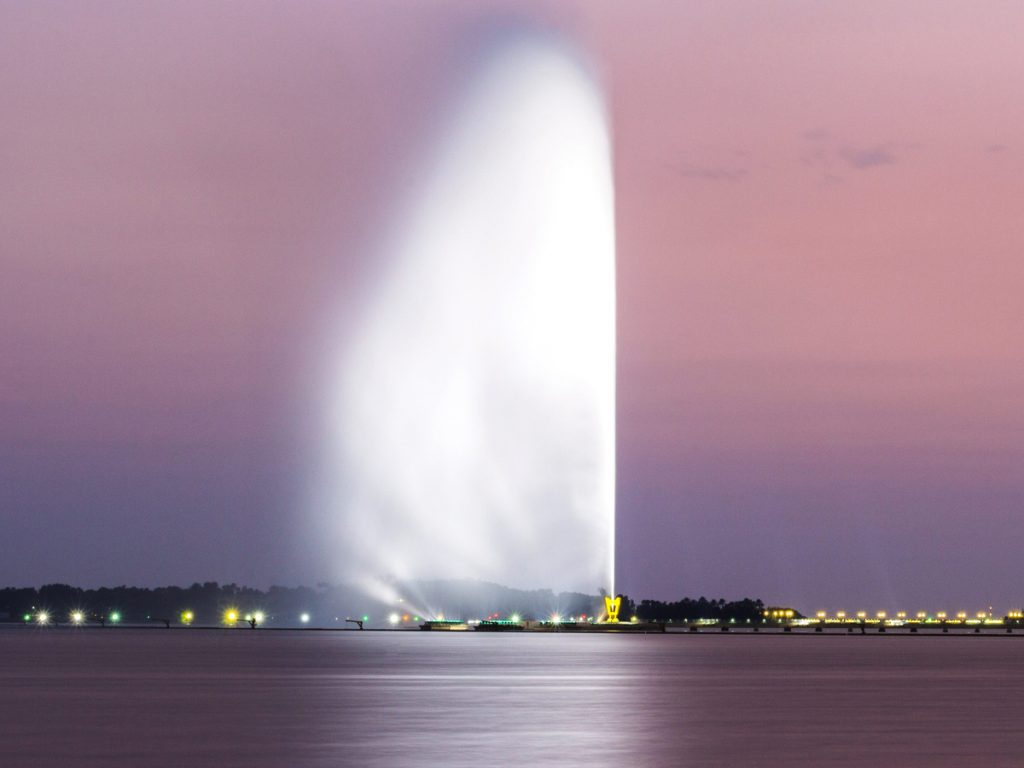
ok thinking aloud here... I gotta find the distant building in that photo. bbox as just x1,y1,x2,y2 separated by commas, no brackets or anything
764,607,800,622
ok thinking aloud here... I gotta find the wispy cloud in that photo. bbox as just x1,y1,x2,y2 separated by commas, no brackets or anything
839,145,896,169
800,130,909,179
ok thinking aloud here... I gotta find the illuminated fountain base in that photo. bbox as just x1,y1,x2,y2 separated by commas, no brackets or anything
604,595,621,623
418,597,665,632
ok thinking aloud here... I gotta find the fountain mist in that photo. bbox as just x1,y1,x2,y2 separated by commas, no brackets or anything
325,33,615,609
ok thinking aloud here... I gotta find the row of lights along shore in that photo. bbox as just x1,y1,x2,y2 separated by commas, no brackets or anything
24,610,328,627
21,610,616,627
769,609,1023,626
22,609,1024,627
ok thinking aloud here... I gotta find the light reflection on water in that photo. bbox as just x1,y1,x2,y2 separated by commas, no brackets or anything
3,629,1024,767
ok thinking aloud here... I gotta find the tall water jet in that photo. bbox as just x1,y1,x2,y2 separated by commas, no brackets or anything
324,33,615,606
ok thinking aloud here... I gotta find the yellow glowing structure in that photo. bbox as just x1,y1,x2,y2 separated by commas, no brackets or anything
604,595,622,623
70,610,85,625
181,610,194,625
224,609,239,625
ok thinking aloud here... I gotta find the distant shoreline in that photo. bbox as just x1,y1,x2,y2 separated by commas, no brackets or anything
4,622,1022,637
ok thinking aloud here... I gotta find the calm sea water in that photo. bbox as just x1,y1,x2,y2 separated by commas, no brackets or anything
3,628,1023,767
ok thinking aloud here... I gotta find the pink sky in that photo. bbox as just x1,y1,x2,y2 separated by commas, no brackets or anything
2,1,1023,610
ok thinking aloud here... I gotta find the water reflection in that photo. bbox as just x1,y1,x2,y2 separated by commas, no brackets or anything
2,630,1023,766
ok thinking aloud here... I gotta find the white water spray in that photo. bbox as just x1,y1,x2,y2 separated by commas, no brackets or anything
325,34,615,605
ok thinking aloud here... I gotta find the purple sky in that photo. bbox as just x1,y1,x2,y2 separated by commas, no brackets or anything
3,2,1023,612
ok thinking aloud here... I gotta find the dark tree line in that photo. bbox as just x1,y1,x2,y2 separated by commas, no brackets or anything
0,582,768,625
0,581,613,625
637,596,766,623
0,582,321,625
